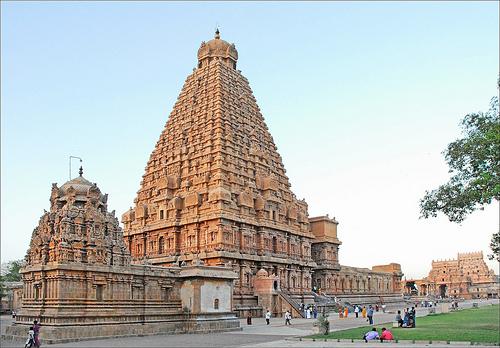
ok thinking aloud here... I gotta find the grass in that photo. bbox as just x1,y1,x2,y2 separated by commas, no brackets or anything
310,304,500,343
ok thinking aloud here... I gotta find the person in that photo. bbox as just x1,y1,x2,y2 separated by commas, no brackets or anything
306,307,311,319
367,305,374,325
246,312,252,325
375,304,379,312
344,306,348,318
33,320,41,348
313,307,318,319
284,310,292,325
380,327,394,342
382,304,387,313
25,326,35,348
354,305,359,318
265,310,271,325
338,309,344,319
363,328,379,342
395,310,403,327
361,305,367,318
403,309,410,327
410,307,416,328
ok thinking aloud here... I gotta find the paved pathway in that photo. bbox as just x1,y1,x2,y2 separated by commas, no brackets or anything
1,299,498,347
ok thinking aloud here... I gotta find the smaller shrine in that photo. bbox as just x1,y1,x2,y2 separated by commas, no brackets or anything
4,168,239,343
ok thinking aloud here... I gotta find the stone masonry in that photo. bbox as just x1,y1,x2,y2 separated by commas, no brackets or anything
4,167,239,343
121,30,403,316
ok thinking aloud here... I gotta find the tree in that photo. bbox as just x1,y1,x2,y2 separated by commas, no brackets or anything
419,96,500,259
0,259,23,300
0,260,23,282
489,231,499,262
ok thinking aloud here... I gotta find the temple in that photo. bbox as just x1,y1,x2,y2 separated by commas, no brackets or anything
122,30,403,316
405,251,498,299
4,167,239,343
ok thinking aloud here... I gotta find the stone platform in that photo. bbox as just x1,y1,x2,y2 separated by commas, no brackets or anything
4,313,241,344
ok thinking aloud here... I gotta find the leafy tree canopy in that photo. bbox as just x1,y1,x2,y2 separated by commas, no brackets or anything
419,96,499,261
0,260,23,282
420,96,499,222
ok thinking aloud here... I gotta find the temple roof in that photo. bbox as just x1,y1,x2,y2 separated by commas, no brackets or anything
197,29,238,65
59,175,94,196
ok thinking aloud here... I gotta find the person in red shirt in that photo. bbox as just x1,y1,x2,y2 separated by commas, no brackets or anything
380,327,394,342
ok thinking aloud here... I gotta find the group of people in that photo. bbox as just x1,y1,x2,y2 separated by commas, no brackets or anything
25,320,41,348
341,305,375,324
299,303,318,319
395,307,416,328
263,309,293,326
363,327,394,342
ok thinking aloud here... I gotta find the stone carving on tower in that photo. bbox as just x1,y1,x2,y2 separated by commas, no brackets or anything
26,166,131,267
7,166,239,342
122,30,316,305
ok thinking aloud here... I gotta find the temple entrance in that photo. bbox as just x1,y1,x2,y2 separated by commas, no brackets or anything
439,284,447,298
405,281,418,295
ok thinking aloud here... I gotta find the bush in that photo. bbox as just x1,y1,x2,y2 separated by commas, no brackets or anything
317,314,330,335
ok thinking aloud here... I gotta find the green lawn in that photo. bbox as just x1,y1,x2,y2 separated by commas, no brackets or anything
311,304,500,343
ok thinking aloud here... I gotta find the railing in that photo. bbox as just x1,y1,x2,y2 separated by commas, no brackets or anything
277,290,305,318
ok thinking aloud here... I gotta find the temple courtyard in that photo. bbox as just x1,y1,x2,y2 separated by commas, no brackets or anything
1,299,498,347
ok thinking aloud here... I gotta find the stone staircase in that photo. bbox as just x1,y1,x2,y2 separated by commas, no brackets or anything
277,290,305,318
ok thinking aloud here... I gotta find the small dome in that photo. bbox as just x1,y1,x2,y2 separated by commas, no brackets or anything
197,29,238,69
57,167,105,204
59,176,94,196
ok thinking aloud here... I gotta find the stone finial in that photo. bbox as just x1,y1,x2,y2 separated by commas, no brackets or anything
215,28,220,39
79,166,83,177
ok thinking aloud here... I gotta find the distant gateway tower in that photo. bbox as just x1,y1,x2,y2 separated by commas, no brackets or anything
122,31,402,314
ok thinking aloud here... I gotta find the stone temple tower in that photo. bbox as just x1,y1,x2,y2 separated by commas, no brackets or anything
122,30,317,309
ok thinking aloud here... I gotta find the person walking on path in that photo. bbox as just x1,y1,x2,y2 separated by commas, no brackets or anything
361,306,367,318
33,320,41,348
367,305,374,325
354,305,359,318
343,307,348,318
284,310,291,325
265,310,271,325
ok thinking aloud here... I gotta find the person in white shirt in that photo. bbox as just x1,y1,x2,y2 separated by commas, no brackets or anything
354,305,360,318
265,310,271,325
284,310,291,325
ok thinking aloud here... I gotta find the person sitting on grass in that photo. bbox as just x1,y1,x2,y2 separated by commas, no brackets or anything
380,327,394,342
363,328,379,342
395,310,403,327
402,309,410,327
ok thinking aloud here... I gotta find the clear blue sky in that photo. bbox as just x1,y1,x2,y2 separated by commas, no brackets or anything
2,1,499,278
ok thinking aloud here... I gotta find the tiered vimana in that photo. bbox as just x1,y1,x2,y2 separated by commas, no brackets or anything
4,167,239,343
122,30,317,312
122,30,405,317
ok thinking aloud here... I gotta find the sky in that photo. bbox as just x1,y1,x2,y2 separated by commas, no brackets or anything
1,1,499,279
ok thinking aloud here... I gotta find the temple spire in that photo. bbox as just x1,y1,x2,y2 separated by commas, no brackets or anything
215,28,220,39
79,166,83,177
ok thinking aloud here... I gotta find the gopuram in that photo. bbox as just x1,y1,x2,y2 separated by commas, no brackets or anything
405,251,499,299
122,30,403,317
4,167,239,343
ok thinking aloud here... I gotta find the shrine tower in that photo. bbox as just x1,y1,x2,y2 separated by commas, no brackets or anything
122,30,317,307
